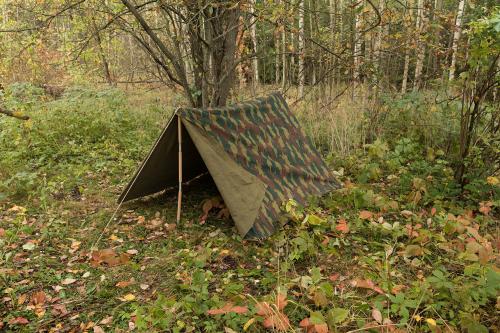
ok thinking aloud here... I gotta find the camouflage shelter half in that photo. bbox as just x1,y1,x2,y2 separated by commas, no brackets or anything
119,93,339,238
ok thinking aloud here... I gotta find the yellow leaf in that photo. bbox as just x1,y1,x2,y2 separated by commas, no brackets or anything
413,314,422,322
122,294,135,301
426,318,437,327
486,176,499,185
243,318,256,331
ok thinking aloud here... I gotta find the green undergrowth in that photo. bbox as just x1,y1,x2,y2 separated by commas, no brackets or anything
0,85,498,332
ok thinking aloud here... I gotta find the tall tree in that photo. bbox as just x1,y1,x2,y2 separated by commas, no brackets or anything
413,0,427,91
281,1,288,90
120,0,241,107
250,0,259,88
449,0,466,81
298,0,305,98
353,0,363,82
401,0,412,93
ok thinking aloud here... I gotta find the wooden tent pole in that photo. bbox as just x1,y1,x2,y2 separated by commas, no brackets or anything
176,115,183,224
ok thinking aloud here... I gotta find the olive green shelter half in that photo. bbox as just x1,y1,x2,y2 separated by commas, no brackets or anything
119,92,340,238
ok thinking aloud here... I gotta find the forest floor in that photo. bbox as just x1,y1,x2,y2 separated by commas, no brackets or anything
0,85,498,333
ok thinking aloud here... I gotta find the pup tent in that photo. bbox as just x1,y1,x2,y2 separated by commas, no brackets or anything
119,93,340,238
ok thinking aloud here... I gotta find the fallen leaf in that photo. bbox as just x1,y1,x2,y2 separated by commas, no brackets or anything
0,228,5,237
350,279,384,294
17,293,27,305
148,217,163,229
91,248,129,267
299,318,311,327
93,325,105,333
8,317,29,325
401,210,413,218
31,291,46,306
329,273,340,282
61,278,77,285
391,284,406,294
486,176,499,185
121,293,135,301
336,219,349,233
426,318,437,327
115,280,134,288
300,317,329,333
34,307,46,318
53,285,63,292
479,201,492,215
207,302,248,315
404,245,423,257
372,308,382,323
22,242,36,251
51,304,68,317
359,210,373,220
70,240,81,251
243,317,256,331
164,223,176,231
8,205,26,213
126,249,138,255
139,284,150,290
312,290,329,307
100,316,113,325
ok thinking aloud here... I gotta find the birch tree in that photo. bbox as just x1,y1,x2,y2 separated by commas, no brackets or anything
449,0,466,81
298,0,305,98
353,0,363,82
249,0,259,88
413,0,426,91
401,0,412,93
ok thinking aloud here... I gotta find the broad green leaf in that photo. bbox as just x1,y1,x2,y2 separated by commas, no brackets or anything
327,308,349,324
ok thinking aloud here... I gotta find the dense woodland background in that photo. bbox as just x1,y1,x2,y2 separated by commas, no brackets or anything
0,1,499,332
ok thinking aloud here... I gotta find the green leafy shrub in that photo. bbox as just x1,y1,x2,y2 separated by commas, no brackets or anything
0,85,166,202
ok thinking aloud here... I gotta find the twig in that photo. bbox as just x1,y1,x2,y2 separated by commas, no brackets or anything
0,106,30,120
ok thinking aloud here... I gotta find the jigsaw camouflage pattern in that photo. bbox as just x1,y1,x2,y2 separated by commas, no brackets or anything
178,92,340,238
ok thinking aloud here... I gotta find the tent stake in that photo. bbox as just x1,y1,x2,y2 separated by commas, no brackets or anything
176,115,183,224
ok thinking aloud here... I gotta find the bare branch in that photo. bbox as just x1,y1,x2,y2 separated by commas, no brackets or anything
0,106,30,120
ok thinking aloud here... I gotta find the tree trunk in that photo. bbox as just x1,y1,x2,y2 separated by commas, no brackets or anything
275,29,280,85
353,0,363,83
250,0,259,89
91,19,113,85
401,47,410,93
236,15,247,88
374,0,385,83
449,0,466,81
281,15,287,90
298,0,305,98
413,0,426,91
401,0,412,93
329,0,336,88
